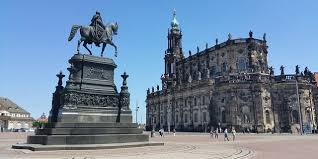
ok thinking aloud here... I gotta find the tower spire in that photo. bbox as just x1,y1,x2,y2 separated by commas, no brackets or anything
171,9,179,29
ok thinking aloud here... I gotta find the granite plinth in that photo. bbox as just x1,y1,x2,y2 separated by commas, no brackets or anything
12,142,164,151
27,134,149,145
26,122,147,145
35,123,143,135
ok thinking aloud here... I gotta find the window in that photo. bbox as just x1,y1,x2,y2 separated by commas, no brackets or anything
243,114,250,123
237,58,247,71
185,114,188,123
265,110,270,124
221,110,226,123
202,96,206,105
175,115,179,123
194,113,198,122
292,110,299,124
222,62,227,72
203,112,207,122
171,63,174,74
306,110,311,122
211,66,216,75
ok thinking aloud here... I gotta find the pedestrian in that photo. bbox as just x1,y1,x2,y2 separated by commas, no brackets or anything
159,128,165,137
214,129,219,139
232,128,236,141
210,129,214,138
173,128,176,136
159,129,162,137
224,128,229,141
151,129,155,137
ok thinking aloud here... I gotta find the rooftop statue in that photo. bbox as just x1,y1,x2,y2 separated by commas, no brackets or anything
249,30,253,38
295,65,300,75
68,11,118,57
280,65,285,75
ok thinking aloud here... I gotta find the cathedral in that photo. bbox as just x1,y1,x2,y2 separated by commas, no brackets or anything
145,11,318,133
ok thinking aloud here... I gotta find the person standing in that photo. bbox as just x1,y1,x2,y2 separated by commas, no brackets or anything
214,129,219,139
224,128,229,141
151,129,155,138
173,128,176,136
232,128,236,141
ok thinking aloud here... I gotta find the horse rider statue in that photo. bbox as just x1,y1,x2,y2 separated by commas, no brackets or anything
68,11,118,57
90,11,106,46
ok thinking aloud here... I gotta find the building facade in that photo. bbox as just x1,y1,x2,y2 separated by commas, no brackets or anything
0,97,34,131
145,11,318,133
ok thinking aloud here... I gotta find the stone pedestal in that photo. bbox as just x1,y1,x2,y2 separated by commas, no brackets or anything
13,54,161,151
58,54,132,123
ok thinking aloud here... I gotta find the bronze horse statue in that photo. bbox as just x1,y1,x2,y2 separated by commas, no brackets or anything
68,22,118,57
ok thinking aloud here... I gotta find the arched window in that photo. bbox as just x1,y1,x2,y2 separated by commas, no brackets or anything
243,114,250,123
194,113,198,122
237,58,247,71
222,62,227,72
221,110,226,123
175,115,179,123
265,110,271,124
202,96,205,105
292,110,299,124
306,110,311,122
185,114,188,123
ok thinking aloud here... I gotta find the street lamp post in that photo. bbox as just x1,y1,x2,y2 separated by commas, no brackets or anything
136,103,139,124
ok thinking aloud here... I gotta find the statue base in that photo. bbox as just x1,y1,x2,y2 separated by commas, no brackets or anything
25,123,149,145
12,54,161,150
12,142,163,151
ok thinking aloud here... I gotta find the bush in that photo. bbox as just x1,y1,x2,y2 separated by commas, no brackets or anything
32,121,47,128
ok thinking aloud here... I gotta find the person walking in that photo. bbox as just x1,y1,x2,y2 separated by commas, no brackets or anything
173,128,176,136
214,129,219,139
210,128,214,138
232,128,236,141
224,128,229,141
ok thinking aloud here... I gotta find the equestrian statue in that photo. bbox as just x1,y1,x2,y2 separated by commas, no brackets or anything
68,11,118,57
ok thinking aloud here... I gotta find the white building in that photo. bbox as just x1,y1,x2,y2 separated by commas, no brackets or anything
0,97,34,131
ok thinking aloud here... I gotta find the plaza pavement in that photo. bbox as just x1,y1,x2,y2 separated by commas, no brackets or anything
0,132,317,159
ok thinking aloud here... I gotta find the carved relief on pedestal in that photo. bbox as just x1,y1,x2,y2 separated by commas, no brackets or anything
120,94,130,109
85,66,113,80
63,92,119,107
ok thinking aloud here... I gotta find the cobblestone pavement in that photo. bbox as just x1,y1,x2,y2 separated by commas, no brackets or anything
0,132,317,159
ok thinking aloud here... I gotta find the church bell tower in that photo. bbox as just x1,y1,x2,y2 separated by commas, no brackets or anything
162,10,184,89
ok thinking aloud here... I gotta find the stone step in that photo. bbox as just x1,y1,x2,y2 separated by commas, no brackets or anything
35,127,143,135
46,122,138,128
27,134,149,145
12,142,164,151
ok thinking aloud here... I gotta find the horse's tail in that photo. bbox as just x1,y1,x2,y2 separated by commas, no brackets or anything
68,25,81,41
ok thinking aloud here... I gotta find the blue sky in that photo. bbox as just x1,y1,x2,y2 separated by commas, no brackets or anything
1,0,317,122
